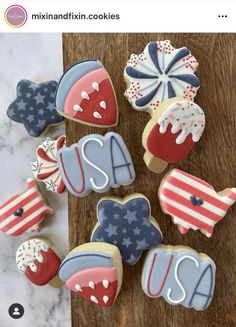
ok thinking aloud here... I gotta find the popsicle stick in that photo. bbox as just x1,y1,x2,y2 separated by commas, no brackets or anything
49,275,64,288
143,152,168,174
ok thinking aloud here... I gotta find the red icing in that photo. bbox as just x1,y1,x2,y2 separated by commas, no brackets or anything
25,249,61,286
64,68,118,127
66,267,118,307
147,124,195,163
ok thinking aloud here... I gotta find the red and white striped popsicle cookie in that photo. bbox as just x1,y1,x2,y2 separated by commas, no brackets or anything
0,179,53,236
159,169,236,237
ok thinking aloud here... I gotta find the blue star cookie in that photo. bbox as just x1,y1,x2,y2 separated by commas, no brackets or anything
7,80,64,137
91,194,163,265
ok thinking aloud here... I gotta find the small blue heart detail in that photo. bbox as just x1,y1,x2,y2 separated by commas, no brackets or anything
13,208,24,217
190,195,203,206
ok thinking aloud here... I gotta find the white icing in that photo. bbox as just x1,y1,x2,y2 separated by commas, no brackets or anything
90,295,98,304
167,255,199,304
158,100,205,144
103,296,109,304
75,284,82,292
92,82,99,92
73,104,83,112
89,281,95,289
102,280,109,289
81,138,110,190
16,239,49,273
100,101,106,109
81,91,89,100
93,112,102,119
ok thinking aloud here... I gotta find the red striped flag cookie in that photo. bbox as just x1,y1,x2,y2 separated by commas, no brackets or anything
0,179,53,236
159,169,236,237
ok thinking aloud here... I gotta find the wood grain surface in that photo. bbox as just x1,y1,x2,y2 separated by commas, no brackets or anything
63,33,236,327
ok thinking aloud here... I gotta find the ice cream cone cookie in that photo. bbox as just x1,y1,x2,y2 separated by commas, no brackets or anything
55,60,119,127
16,238,63,287
58,243,123,307
0,179,53,236
31,135,66,193
158,169,236,237
142,98,205,173
141,245,216,310
91,194,163,265
7,80,64,137
124,40,200,114
57,132,136,197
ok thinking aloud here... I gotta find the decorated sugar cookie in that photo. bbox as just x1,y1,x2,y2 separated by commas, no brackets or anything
31,135,66,193
91,194,163,265
16,238,63,287
55,60,118,127
142,245,216,310
124,40,200,114
0,179,53,236
58,242,123,307
7,80,64,137
57,132,136,197
142,98,205,173
159,169,236,237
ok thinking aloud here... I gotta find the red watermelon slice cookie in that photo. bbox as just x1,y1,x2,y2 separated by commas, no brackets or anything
58,242,123,307
55,60,118,128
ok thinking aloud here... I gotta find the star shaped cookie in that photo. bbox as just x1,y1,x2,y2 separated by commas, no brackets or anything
7,80,64,137
91,194,163,265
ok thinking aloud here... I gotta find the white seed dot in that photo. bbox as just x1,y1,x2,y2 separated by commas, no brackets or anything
73,104,83,112
100,101,106,109
93,112,102,119
75,284,82,292
81,91,89,100
90,295,98,304
89,281,95,289
102,280,109,289
103,296,109,304
92,82,99,92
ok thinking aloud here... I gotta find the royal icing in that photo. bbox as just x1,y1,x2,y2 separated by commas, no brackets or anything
159,169,236,237
144,99,205,164
124,40,200,113
31,135,66,193
7,80,64,137
56,60,118,127
57,132,136,197
58,243,122,307
91,194,163,265
16,238,61,286
142,245,216,310
0,179,53,236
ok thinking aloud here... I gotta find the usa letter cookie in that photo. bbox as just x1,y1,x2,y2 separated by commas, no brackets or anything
57,132,136,197
31,135,66,193
58,242,123,307
142,98,205,173
124,40,200,114
56,60,118,127
91,194,163,265
7,80,64,137
16,237,62,287
142,245,216,310
159,169,236,237
0,179,53,236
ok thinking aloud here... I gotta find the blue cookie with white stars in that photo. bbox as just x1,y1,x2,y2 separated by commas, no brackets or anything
7,80,64,137
91,193,163,265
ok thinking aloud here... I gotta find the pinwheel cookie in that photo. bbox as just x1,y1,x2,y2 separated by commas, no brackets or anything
91,194,163,265
142,98,205,173
124,40,200,114
32,135,66,193
58,242,123,307
16,237,63,287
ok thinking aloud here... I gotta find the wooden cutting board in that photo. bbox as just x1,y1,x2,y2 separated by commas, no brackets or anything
63,33,236,327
